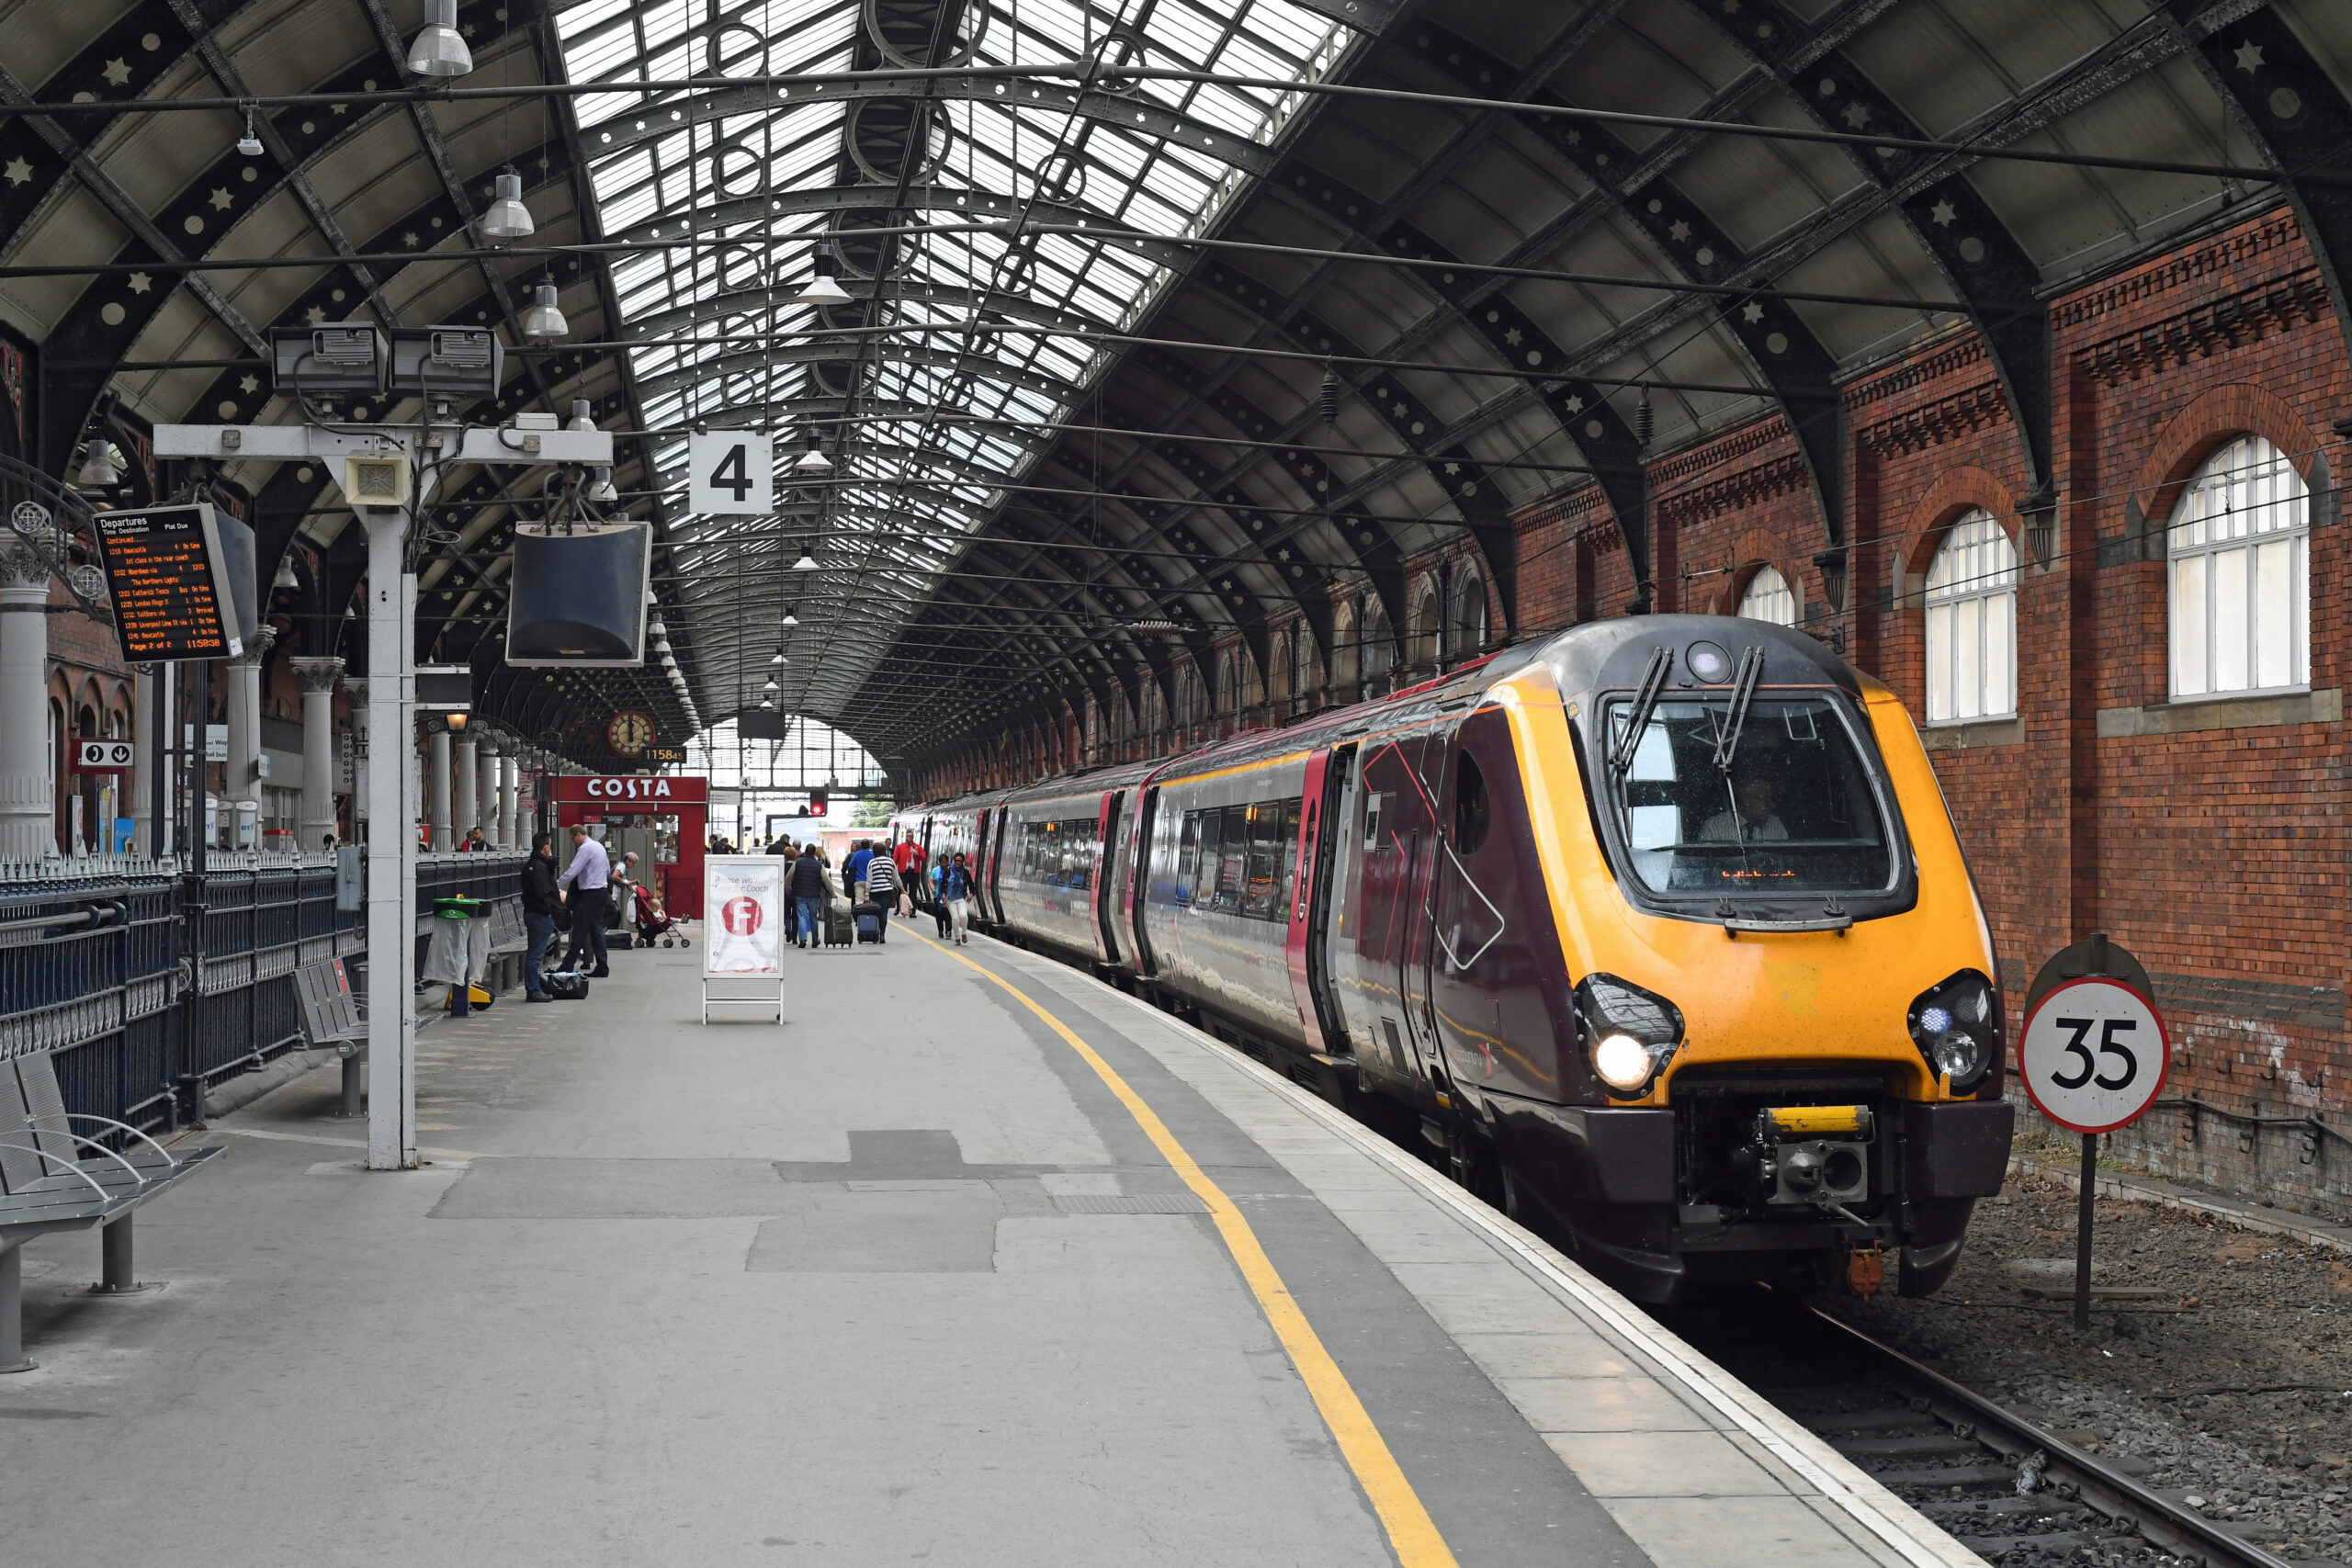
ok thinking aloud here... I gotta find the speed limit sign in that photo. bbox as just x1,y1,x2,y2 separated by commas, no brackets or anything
2018,976,2170,1134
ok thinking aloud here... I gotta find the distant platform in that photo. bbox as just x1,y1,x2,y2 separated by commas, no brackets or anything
4,919,1979,1568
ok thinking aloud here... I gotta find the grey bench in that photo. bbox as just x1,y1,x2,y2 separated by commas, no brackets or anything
295,957,368,1118
0,1049,223,1372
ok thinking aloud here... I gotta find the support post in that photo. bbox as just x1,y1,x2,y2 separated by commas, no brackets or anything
428,727,452,854
342,1051,364,1118
224,627,272,843
291,656,344,852
0,1239,29,1373
0,544,52,861
498,751,517,851
91,1213,151,1295
2075,1132,2098,1332
454,731,477,846
364,513,418,1171
476,739,499,848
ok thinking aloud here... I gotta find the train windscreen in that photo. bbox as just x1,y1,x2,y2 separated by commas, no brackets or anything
1604,694,1894,895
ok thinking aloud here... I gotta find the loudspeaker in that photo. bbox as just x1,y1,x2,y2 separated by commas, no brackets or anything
506,523,650,666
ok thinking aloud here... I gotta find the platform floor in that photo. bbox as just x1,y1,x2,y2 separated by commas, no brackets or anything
5,920,1982,1568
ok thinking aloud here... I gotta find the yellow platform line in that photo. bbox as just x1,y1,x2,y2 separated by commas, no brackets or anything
918,931,1458,1568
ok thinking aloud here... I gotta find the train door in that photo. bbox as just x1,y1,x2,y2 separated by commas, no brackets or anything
1292,747,1351,1055
987,807,1011,926
1354,732,1443,1089
1093,791,1125,964
1127,784,1161,978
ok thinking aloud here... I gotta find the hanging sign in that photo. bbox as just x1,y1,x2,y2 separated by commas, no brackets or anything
704,856,785,976
688,430,772,515
93,502,243,662
72,739,136,773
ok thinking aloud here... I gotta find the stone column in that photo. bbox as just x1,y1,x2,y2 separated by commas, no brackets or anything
130,662,167,858
475,739,499,847
427,727,451,852
0,544,51,861
224,626,274,840
496,750,516,850
454,730,478,845
290,656,344,852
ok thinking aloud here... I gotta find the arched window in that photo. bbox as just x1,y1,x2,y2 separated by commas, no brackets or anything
1330,600,1358,694
2169,434,2309,698
1294,623,1318,699
1923,510,2018,723
1449,570,1487,659
1408,585,1441,669
1361,598,1394,694
1737,565,1797,626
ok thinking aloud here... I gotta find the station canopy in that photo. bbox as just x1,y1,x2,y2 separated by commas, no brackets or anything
4,0,2339,778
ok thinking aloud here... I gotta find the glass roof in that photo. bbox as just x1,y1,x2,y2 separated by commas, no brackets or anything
552,0,1354,736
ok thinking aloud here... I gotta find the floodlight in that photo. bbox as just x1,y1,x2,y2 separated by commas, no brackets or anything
406,0,473,76
481,168,534,243
520,281,568,340
388,326,501,398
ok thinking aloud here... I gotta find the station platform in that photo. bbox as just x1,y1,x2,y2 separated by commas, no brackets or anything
4,923,1981,1568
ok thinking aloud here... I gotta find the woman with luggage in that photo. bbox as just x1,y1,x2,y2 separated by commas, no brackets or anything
861,850,899,942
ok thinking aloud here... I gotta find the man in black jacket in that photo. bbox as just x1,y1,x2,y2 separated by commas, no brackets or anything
788,842,830,949
520,831,561,1000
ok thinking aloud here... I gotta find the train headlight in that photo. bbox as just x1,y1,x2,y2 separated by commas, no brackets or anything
1576,973,1685,1097
1906,969,2000,1092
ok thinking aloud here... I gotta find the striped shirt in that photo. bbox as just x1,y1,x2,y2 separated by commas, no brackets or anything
864,855,899,895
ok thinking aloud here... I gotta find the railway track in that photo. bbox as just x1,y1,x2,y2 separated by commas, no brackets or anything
1674,1299,2292,1568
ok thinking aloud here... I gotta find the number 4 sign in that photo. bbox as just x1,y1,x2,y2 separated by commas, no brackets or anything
2019,975,2170,1134
687,431,773,515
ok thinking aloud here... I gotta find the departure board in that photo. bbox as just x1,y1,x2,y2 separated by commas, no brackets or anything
95,503,241,663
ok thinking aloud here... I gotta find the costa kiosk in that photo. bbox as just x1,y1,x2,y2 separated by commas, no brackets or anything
550,774,707,919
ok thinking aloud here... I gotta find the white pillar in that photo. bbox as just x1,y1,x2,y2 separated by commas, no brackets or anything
224,627,273,835
364,517,420,1171
291,656,343,852
0,545,50,861
454,731,478,844
496,749,515,850
428,728,451,852
475,739,499,847
131,662,168,858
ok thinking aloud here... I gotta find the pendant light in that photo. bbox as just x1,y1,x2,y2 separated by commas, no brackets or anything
796,240,851,306
406,0,473,77
73,439,119,491
272,555,300,591
481,167,534,243
589,467,618,502
794,432,831,472
770,649,786,664
520,280,567,340
236,109,264,158
781,610,798,627
566,398,597,432
791,548,819,571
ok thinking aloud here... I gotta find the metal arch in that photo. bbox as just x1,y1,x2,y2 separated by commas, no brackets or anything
633,338,1078,406
1398,24,1853,551
578,71,1275,179
624,276,1112,344
2164,5,2352,367
1622,4,2059,516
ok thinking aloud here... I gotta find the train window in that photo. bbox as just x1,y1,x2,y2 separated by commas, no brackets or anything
1607,694,1893,896
1279,802,1303,919
1216,808,1250,913
1243,805,1283,919
1453,750,1490,855
1177,811,1203,905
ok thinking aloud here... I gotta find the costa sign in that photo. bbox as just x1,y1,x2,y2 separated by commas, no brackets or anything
551,774,707,805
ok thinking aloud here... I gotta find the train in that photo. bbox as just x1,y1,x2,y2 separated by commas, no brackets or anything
897,615,2015,1305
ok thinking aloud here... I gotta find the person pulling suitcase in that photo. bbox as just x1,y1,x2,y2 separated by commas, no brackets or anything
862,851,899,942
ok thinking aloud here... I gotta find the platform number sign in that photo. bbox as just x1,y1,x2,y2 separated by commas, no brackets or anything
688,431,772,515
2018,976,2170,1134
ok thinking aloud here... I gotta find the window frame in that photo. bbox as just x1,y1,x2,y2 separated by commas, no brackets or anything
1921,509,2020,726
2166,434,2311,702
1736,565,1798,627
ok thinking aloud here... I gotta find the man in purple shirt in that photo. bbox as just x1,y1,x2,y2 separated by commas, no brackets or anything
558,823,613,976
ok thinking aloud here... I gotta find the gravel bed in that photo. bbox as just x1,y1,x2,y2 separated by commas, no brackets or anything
1820,1166,2352,1564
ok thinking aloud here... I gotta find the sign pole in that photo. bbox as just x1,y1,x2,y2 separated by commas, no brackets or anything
2075,1132,2098,1331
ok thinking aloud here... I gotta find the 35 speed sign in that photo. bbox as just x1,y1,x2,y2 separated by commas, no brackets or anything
2018,976,2170,1134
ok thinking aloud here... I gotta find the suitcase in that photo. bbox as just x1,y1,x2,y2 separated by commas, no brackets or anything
854,901,885,943
821,900,854,948
542,970,591,1000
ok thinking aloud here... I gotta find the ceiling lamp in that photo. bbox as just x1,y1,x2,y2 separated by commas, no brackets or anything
406,0,473,77
520,280,567,340
781,610,798,627
566,399,596,433
792,549,819,571
770,650,786,664
481,167,534,243
589,467,618,502
795,433,831,472
762,676,780,694
236,109,264,158
796,240,852,306
73,439,119,491
272,556,300,591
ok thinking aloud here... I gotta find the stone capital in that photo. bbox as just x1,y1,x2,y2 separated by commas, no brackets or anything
0,542,47,592
341,676,368,705
290,655,345,693
231,625,277,667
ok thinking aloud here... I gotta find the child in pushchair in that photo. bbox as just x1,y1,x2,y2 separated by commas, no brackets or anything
615,852,690,948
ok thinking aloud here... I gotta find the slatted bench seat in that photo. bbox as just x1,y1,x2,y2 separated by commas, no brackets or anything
295,957,368,1118
0,1049,222,1372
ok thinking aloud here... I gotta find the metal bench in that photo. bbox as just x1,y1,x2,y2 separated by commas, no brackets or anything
295,957,368,1118
0,1049,223,1372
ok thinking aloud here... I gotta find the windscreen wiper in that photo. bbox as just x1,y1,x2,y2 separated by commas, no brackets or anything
1712,646,1765,773
1610,647,1672,776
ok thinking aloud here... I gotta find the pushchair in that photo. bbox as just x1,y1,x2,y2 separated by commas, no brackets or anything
628,880,689,947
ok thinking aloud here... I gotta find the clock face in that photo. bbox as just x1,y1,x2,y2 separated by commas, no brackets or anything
607,711,655,756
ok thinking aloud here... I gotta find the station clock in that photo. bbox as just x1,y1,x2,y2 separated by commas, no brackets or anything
606,710,655,757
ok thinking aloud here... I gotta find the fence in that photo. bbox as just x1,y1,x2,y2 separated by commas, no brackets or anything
0,848,526,1136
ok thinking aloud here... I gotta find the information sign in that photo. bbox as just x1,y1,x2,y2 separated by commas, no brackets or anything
93,503,242,662
72,739,136,773
2019,977,2169,1135
687,431,772,515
